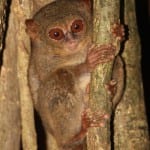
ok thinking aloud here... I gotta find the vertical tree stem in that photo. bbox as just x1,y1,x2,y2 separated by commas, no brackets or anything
87,0,120,149
114,0,150,149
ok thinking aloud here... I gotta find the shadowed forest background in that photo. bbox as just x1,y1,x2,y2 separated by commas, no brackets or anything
136,0,150,130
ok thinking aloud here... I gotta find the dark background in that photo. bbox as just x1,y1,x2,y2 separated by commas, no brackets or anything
136,0,150,133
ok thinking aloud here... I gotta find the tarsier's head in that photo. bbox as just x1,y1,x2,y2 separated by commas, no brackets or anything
26,0,92,56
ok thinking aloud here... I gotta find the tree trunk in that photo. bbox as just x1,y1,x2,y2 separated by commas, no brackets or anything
0,0,7,53
87,0,120,150
0,0,37,149
0,1,21,149
87,0,150,150
114,0,150,149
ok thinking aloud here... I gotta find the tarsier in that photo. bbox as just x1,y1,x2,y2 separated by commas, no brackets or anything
25,0,124,149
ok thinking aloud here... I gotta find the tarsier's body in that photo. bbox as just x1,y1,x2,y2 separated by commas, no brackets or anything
26,0,124,149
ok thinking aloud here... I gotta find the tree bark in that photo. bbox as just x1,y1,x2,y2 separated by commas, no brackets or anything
87,0,150,150
87,0,120,150
0,0,37,149
0,0,7,52
0,1,21,149
114,0,150,149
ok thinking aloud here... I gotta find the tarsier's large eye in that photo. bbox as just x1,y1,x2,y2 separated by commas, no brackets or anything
71,19,84,33
48,28,64,40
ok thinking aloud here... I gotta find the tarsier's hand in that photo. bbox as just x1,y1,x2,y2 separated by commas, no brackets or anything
111,22,125,41
86,44,116,72
70,109,109,143
81,109,109,129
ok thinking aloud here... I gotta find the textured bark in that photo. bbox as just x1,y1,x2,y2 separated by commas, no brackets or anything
87,0,150,150
0,0,37,150
0,0,7,52
0,1,21,150
114,0,150,149
16,1,38,149
87,0,120,150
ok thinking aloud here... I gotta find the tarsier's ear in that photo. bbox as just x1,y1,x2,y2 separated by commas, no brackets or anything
25,19,39,40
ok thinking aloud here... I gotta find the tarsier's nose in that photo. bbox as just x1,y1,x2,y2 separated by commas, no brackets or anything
64,32,79,50
65,31,75,41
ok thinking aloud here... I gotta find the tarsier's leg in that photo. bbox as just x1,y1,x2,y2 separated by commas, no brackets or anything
106,56,124,109
106,22,125,109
